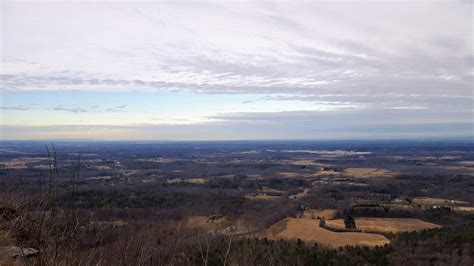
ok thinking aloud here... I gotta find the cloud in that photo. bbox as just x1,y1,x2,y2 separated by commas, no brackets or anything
1,2,471,97
52,106,91,113
0,105,30,111
1,1,472,139
0,104,128,113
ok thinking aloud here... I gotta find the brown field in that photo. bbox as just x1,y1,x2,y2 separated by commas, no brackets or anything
293,188,310,199
412,197,470,206
245,194,280,201
266,218,389,248
1,157,49,169
277,172,300,178
260,187,284,194
314,170,340,176
142,178,157,184
454,206,474,212
186,178,207,184
277,172,320,178
183,216,257,235
325,218,440,233
246,174,263,180
184,216,232,233
166,178,207,184
342,168,396,178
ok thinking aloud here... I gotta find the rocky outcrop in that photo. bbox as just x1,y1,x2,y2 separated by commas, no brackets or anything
0,246,39,260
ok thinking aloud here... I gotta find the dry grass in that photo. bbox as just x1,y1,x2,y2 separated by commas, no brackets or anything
277,172,300,178
412,197,470,206
260,187,284,194
314,170,340,176
266,218,389,248
325,218,440,233
166,178,207,184
184,216,232,233
141,178,157,184
293,189,310,199
454,206,474,212
244,194,280,201
1,157,49,169
341,168,396,178
187,178,207,184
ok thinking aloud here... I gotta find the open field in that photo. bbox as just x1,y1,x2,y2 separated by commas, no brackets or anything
293,188,310,199
325,218,441,233
184,216,258,235
1,157,49,169
454,206,474,212
267,218,389,248
166,178,208,184
184,216,232,233
341,168,396,178
314,170,339,176
245,194,280,201
412,197,470,206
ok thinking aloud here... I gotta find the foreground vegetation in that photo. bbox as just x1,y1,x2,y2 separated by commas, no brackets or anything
1,187,472,265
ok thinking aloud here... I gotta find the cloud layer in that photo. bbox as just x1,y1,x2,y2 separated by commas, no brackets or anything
1,1,472,139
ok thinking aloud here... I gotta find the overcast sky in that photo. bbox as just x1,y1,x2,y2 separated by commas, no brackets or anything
1,1,472,140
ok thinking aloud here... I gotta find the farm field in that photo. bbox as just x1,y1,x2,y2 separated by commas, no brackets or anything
184,216,231,233
341,168,396,178
266,217,390,248
412,197,470,206
166,178,208,184
454,206,474,212
325,218,441,233
184,216,258,235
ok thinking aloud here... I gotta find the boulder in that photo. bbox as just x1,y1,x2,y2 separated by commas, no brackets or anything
0,246,39,259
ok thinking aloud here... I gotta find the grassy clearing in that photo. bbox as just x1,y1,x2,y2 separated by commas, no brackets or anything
266,217,390,248
342,168,396,178
184,216,231,233
454,206,474,212
325,218,441,233
245,194,280,201
166,178,208,184
412,197,470,206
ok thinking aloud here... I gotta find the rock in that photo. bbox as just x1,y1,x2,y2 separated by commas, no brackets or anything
0,246,39,259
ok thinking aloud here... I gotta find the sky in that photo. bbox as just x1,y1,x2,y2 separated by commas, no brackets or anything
1,1,473,140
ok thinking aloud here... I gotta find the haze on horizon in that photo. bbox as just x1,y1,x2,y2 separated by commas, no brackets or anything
1,1,473,140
